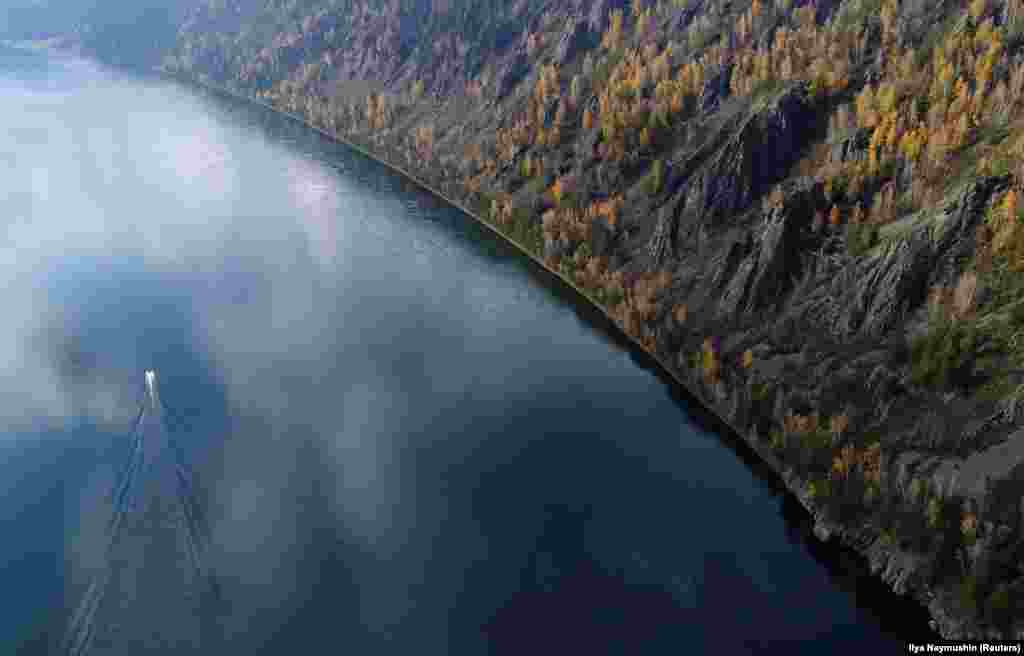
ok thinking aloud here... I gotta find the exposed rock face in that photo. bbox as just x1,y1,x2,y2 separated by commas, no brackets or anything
647,205,677,268
955,431,1024,510
699,64,732,115
814,0,844,24
834,235,932,338
590,217,616,257
718,179,817,319
776,177,1008,344
669,0,708,32
828,128,870,164
678,84,812,227
553,17,591,66
493,50,530,99
161,0,1024,639
929,176,1011,277
578,0,627,34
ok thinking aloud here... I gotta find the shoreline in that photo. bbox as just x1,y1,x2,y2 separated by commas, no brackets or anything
157,67,946,641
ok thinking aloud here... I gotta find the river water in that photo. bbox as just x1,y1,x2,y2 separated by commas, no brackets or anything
0,48,931,655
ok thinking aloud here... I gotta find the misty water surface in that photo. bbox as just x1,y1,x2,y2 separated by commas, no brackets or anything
0,48,930,654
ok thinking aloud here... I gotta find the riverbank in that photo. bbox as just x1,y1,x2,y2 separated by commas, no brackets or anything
155,68,959,640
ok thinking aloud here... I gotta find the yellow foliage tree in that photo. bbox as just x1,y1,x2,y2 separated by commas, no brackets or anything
855,84,878,128
868,144,880,176
876,83,897,114
636,10,651,39
550,177,565,205
932,61,955,101
832,445,857,479
701,338,720,383
880,0,897,39
970,0,987,21
521,155,533,177
899,126,927,162
603,9,624,50
1006,188,1020,225
975,42,1001,96
955,112,971,146
570,75,581,107
994,189,1021,259
670,92,684,114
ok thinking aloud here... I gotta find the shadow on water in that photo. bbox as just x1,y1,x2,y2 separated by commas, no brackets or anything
618,342,937,643
520,264,939,643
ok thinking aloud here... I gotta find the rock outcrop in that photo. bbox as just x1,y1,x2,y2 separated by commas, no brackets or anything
154,0,1024,639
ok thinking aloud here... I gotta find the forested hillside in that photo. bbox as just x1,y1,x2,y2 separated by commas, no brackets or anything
2,0,186,67
68,0,1024,639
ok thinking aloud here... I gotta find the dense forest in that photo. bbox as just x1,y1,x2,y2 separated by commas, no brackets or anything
1,0,184,67
16,0,1024,640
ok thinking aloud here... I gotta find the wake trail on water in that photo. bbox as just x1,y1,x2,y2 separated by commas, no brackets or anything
61,371,226,656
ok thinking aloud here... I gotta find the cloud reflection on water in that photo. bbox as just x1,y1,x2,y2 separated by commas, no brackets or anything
0,52,929,655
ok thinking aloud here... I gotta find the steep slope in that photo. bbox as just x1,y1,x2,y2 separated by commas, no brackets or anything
154,0,1024,640
1,0,188,68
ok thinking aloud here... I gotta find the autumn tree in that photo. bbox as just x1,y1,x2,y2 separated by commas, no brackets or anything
521,155,533,177
701,337,721,384
526,32,542,57
855,84,879,128
365,93,376,125
975,38,1001,99
645,159,664,194
602,9,624,51
636,8,653,41
569,74,582,108
993,189,1024,269
1006,188,1020,226
880,0,898,44
414,124,435,160
829,205,841,226
969,0,987,21
735,11,751,46
550,176,566,205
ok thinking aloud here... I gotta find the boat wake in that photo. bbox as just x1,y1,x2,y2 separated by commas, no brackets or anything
61,371,225,656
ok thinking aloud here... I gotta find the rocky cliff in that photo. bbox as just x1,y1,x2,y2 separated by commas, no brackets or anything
153,0,1024,639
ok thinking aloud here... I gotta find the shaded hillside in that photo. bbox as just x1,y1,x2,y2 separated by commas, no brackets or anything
155,0,1024,640
2,0,188,68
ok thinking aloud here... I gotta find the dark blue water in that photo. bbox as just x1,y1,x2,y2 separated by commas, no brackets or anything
0,49,931,654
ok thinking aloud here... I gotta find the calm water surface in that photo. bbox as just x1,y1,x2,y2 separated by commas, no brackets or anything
0,48,930,654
